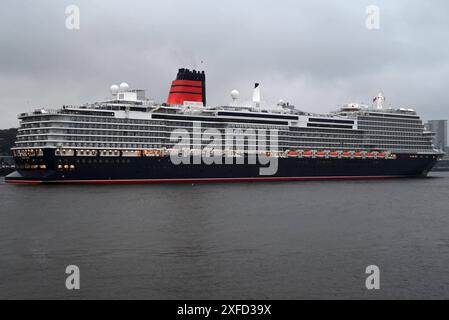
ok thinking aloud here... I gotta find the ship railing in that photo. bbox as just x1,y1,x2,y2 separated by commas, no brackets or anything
18,109,63,118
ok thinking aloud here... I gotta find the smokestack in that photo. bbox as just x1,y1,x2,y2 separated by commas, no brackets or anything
167,68,206,106
252,83,261,107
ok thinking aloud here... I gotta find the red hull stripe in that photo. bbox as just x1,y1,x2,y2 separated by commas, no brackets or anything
5,180,43,185
5,175,407,185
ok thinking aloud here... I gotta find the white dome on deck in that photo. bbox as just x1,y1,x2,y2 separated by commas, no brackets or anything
119,82,129,92
110,84,119,95
231,89,239,100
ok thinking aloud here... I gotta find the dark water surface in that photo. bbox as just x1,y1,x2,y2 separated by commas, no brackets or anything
1,173,449,299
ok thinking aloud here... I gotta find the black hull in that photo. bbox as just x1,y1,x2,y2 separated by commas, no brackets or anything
5,151,439,184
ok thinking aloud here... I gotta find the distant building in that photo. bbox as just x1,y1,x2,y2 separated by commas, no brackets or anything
0,156,14,166
425,120,447,152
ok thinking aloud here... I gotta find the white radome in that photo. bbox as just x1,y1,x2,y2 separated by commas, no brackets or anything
110,84,119,95
119,82,129,92
231,89,239,100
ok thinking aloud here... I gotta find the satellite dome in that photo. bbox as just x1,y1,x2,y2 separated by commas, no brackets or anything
231,89,239,100
110,84,119,95
119,82,129,92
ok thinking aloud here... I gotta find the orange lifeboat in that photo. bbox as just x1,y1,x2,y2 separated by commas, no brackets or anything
288,150,299,157
342,151,352,158
329,151,340,158
303,151,313,157
366,152,375,158
354,151,363,158
316,151,326,157
378,152,386,158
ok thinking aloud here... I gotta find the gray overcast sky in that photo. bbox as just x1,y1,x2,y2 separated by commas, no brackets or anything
1,0,448,128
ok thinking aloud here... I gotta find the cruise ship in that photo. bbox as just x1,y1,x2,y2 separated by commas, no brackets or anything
5,68,443,184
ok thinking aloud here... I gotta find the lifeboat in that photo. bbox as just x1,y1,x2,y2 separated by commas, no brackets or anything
366,152,375,158
354,151,363,158
342,151,352,158
329,151,340,158
303,151,313,157
377,152,386,158
315,151,326,157
288,150,299,157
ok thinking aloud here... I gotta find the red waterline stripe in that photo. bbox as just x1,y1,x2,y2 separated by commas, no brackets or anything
4,175,406,185
4,180,43,185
